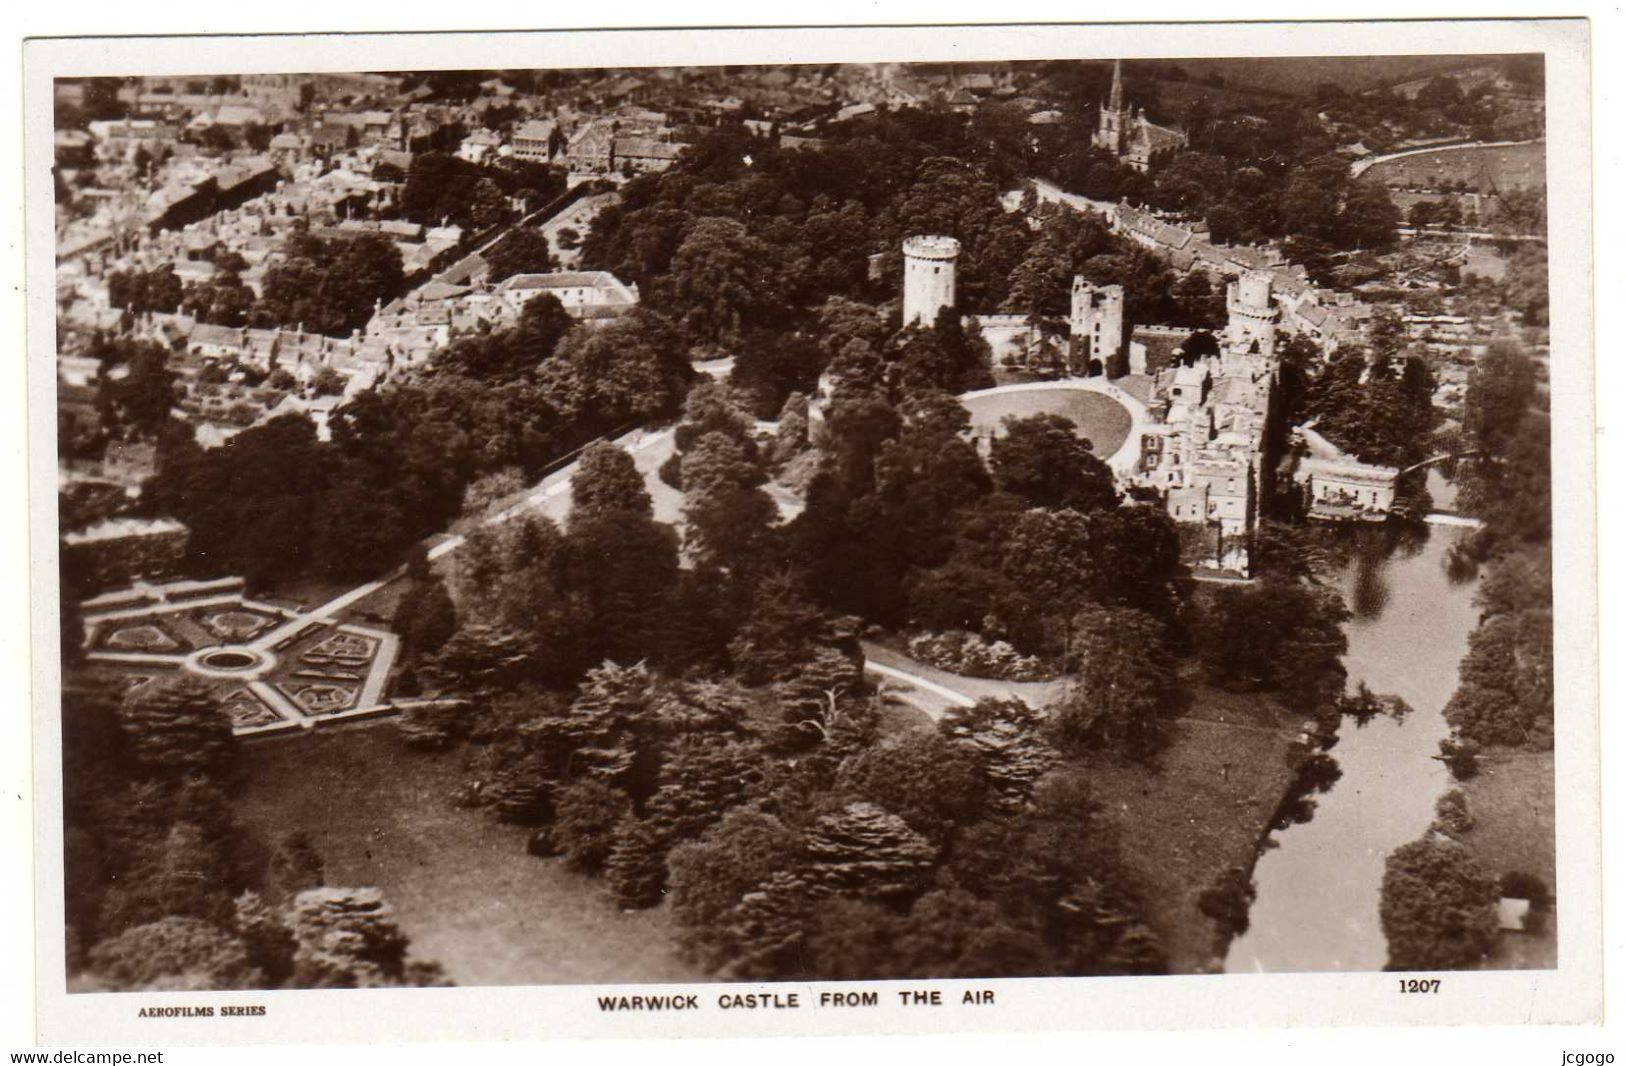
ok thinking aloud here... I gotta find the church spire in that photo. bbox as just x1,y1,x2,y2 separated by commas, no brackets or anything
1108,58,1124,113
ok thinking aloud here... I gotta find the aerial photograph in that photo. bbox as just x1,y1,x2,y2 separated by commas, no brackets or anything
50,51,1554,991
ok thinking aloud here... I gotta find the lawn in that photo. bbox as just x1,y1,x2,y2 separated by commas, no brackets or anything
1458,748,1557,970
961,388,1134,461
1362,142,1546,194
235,724,702,988
1080,683,1307,973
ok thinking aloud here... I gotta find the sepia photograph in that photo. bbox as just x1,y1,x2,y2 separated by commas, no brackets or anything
21,15,1600,1043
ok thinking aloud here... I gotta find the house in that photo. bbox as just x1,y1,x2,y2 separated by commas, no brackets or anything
62,516,190,587
458,128,503,164
612,137,686,173
512,119,557,162
1294,426,1400,520
494,270,639,320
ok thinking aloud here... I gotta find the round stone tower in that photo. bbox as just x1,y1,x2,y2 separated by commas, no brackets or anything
902,235,961,328
1225,269,1279,358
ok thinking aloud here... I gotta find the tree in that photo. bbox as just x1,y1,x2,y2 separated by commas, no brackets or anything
1340,182,1402,251
564,509,681,669
681,431,777,571
1196,582,1350,713
118,677,235,781
645,737,765,845
267,831,325,902
97,338,177,439
1380,837,1499,971
549,309,693,424
804,889,1051,981
97,820,240,933
667,807,806,971
310,365,347,397
419,624,534,693
1051,605,1184,761
287,887,446,988
938,697,1057,812
1197,866,1258,939
665,216,789,347
802,801,936,900
393,569,458,661
571,441,651,519
552,778,633,874
257,233,404,336
834,734,987,844
108,266,184,316
84,917,261,992
990,413,1119,511
484,226,554,281
604,816,670,909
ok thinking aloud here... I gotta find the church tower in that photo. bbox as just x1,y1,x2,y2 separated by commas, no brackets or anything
1092,59,1128,155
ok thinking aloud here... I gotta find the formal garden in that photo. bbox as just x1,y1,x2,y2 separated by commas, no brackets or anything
80,578,400,733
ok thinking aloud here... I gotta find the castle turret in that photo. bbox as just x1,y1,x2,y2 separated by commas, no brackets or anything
902,235,961,328
1069,277,1125,374
1225,270,1280,360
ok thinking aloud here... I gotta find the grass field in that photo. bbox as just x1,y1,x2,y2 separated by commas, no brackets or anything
1082,681,1307,973
1170,55,1499,98
1362,142,1546,194
1458,748,1557,970
961,388,1134,461
236,725,702,987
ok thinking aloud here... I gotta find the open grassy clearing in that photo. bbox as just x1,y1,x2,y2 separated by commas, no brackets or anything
1082,683,1305,973
1362,142,1545,193
236,725,702,987
1457,748,1557,969
961,387,1134,460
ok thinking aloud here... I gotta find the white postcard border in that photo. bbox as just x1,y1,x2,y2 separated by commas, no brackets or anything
24,17,1600,1043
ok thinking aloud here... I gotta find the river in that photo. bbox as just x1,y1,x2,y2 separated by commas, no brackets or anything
1226,477,1483,973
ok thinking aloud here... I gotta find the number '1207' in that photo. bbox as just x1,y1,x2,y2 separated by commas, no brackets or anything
1399,979,1441,993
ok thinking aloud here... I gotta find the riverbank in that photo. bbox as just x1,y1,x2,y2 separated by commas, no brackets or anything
1229,522,1483,972
1456,748,1558,969
234,724,702,987
1082,682,1309,973
864,640,1310,974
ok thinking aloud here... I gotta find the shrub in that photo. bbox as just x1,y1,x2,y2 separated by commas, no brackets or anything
552,779,631,874
1432,788,1474,838
906,631,1050,682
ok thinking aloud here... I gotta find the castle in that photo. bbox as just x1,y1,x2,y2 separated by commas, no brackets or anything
813,235,1397,575
1091,59,1189,173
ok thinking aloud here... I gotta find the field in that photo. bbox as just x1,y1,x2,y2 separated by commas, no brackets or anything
1361,142,1546,194
961,388,1134,461
235,725,701,987
1082,681,1307,973
1170,55,1500,98
1457,749,1558,969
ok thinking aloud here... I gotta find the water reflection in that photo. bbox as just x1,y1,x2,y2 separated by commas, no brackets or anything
1330,523,1434,620
1225,504,1481,974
